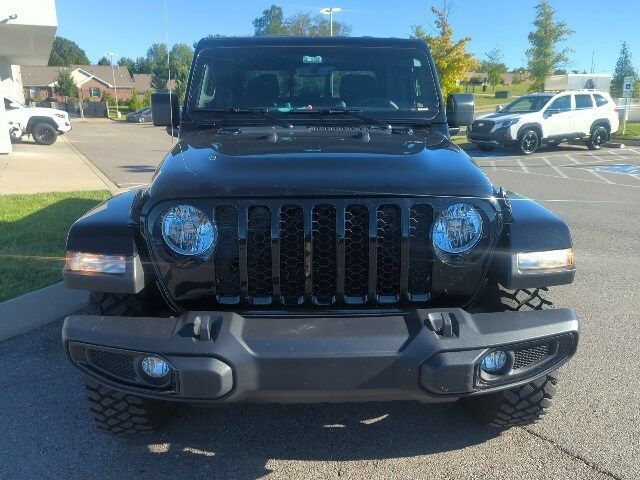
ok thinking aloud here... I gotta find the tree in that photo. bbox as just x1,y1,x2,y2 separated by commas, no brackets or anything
253,5,288,36
526,1,573,91
53,70,78,99
511,67,528,84
117,57,135,72
481,48,508,90
96,56,112,66
169,43,194,101
130,90,145,111
411,4,478,98
133,56,152,74
253,4,351,37
48,36,90,66
147,43,170,91
611,42,637,97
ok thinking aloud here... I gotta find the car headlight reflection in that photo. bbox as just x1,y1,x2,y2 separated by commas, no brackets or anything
161,205,216,256
432,203,483,254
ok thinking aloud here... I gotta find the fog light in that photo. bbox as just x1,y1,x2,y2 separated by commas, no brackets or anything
141,356,170,378
480,350,508,374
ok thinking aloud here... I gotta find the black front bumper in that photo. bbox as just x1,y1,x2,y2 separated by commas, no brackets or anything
467,127,515,148
62,307,578,403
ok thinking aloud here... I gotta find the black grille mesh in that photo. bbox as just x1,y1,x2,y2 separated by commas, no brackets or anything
88,349,136,381
513,344,551,369
207,202,433,305
376,205,401,298
312,205,337,302
214,205,240,298
408,204,433,296
344,205,370,297
279,205,305,301
247,206,272,298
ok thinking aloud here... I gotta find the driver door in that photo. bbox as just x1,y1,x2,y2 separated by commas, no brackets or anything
542,95,575,138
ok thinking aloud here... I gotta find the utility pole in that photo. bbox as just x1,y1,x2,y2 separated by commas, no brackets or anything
591,51,595,74
320,7,342,36
105,52,119,118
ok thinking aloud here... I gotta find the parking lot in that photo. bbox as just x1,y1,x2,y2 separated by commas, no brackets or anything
1,120,639,479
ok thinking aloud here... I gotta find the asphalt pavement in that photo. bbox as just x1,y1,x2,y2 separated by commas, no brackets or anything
2,119,639,479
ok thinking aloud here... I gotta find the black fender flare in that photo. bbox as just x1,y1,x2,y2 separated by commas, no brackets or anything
26,116,58,133
516,122,544,141
490,192,575,289
64,189,149,293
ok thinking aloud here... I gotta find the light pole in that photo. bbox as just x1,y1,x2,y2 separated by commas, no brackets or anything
105,52,120,118
320,7,342,36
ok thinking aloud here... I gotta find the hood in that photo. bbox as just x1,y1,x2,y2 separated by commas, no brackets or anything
28,106,68,117
146,127,494,203
476,111,521,121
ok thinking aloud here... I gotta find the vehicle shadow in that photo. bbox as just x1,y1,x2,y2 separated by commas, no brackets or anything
121,164,157,173
112,401,500,480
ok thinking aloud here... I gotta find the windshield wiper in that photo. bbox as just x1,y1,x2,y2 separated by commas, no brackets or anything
318,108,392,131
221,107,293,129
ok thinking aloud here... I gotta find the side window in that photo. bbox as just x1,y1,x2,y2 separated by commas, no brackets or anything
575,94,593,110
594,94,609,107
4,98,18,110
547,95,571,112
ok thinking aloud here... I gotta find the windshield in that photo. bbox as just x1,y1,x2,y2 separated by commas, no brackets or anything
187,46,440,122
501,95,553,113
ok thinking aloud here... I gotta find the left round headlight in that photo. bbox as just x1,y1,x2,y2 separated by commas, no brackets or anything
432,203,483,254
161,205,216,256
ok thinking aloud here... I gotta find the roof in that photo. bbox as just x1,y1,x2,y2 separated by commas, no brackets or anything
195,36,426,51
20,65,133,88
131,73,176,93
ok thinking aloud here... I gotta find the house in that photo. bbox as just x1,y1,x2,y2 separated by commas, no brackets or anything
131,73,176,95
20,64,136,102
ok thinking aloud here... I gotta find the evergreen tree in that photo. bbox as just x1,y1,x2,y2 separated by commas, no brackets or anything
611,42,637,97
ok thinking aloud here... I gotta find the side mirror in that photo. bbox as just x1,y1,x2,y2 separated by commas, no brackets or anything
543,110,554,118
495,105,502,112
446,93,474,127
151,92,180,128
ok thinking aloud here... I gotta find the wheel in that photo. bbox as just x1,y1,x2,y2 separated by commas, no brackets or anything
518,129,539,155
587,125,609,150
32,123,58,145
460,283,557,428
138,116,146,123
84,380,169,434
477,144,495,151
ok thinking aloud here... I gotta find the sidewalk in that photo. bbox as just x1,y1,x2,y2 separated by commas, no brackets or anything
0,133,118,194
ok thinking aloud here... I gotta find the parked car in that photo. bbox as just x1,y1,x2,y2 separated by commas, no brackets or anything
62,36,578,435
468,90,619,155
3,96,71,145
126,107,152,123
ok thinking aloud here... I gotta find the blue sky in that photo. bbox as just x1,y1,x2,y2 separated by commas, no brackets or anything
56,0,639,74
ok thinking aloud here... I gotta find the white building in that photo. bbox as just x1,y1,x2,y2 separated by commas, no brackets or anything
0,1,57,154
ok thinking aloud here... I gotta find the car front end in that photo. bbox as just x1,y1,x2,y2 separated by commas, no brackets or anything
467,115,521,148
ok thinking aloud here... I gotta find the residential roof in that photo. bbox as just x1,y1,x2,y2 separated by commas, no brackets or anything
20,65,134,88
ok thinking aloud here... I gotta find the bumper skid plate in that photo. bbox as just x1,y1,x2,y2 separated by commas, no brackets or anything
62,308,578,403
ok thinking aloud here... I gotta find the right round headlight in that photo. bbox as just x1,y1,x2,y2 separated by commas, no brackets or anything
161,205,216,256
432,203,483,254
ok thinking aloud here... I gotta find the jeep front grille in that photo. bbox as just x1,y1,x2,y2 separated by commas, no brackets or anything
209,201,433,306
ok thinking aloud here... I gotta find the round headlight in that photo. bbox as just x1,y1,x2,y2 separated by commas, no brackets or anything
161,205,216,256
432,203,483,254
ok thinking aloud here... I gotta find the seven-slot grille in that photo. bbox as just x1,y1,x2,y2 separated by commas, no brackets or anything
210,201,434,306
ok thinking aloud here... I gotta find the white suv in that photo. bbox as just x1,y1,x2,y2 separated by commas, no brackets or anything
468,90,619,155
3,96,71,145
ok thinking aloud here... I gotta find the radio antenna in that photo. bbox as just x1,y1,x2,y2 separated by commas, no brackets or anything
164,0,174,141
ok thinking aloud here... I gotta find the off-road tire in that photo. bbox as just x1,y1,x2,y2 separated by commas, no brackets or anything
32,123,58,145
462,374,558,428
84,380,169,434
587,125,609,150
518,128,539,155
462,283,557,428
84,291,147,316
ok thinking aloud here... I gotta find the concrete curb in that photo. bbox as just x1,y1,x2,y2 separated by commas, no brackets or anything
0,282,87,341
62,136,120,194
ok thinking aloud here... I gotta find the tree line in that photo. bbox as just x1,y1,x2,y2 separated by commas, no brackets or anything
48,1,638,103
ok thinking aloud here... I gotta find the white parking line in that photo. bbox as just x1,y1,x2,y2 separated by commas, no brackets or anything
542,156,568,178
566,155,614,183
490,160,497,171
516,159,530,173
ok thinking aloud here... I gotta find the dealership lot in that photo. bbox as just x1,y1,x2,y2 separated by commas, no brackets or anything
1,121,639,479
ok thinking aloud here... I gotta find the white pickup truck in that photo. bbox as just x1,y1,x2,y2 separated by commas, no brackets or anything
3,96,71,145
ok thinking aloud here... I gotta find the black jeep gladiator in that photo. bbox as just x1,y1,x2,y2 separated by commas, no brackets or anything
62,37,578,434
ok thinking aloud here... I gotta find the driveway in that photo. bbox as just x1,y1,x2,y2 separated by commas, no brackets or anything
2,122,639,479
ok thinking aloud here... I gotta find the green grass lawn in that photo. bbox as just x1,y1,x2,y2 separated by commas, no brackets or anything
0,190,111,302
468,83,531,111
613,122,640,141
